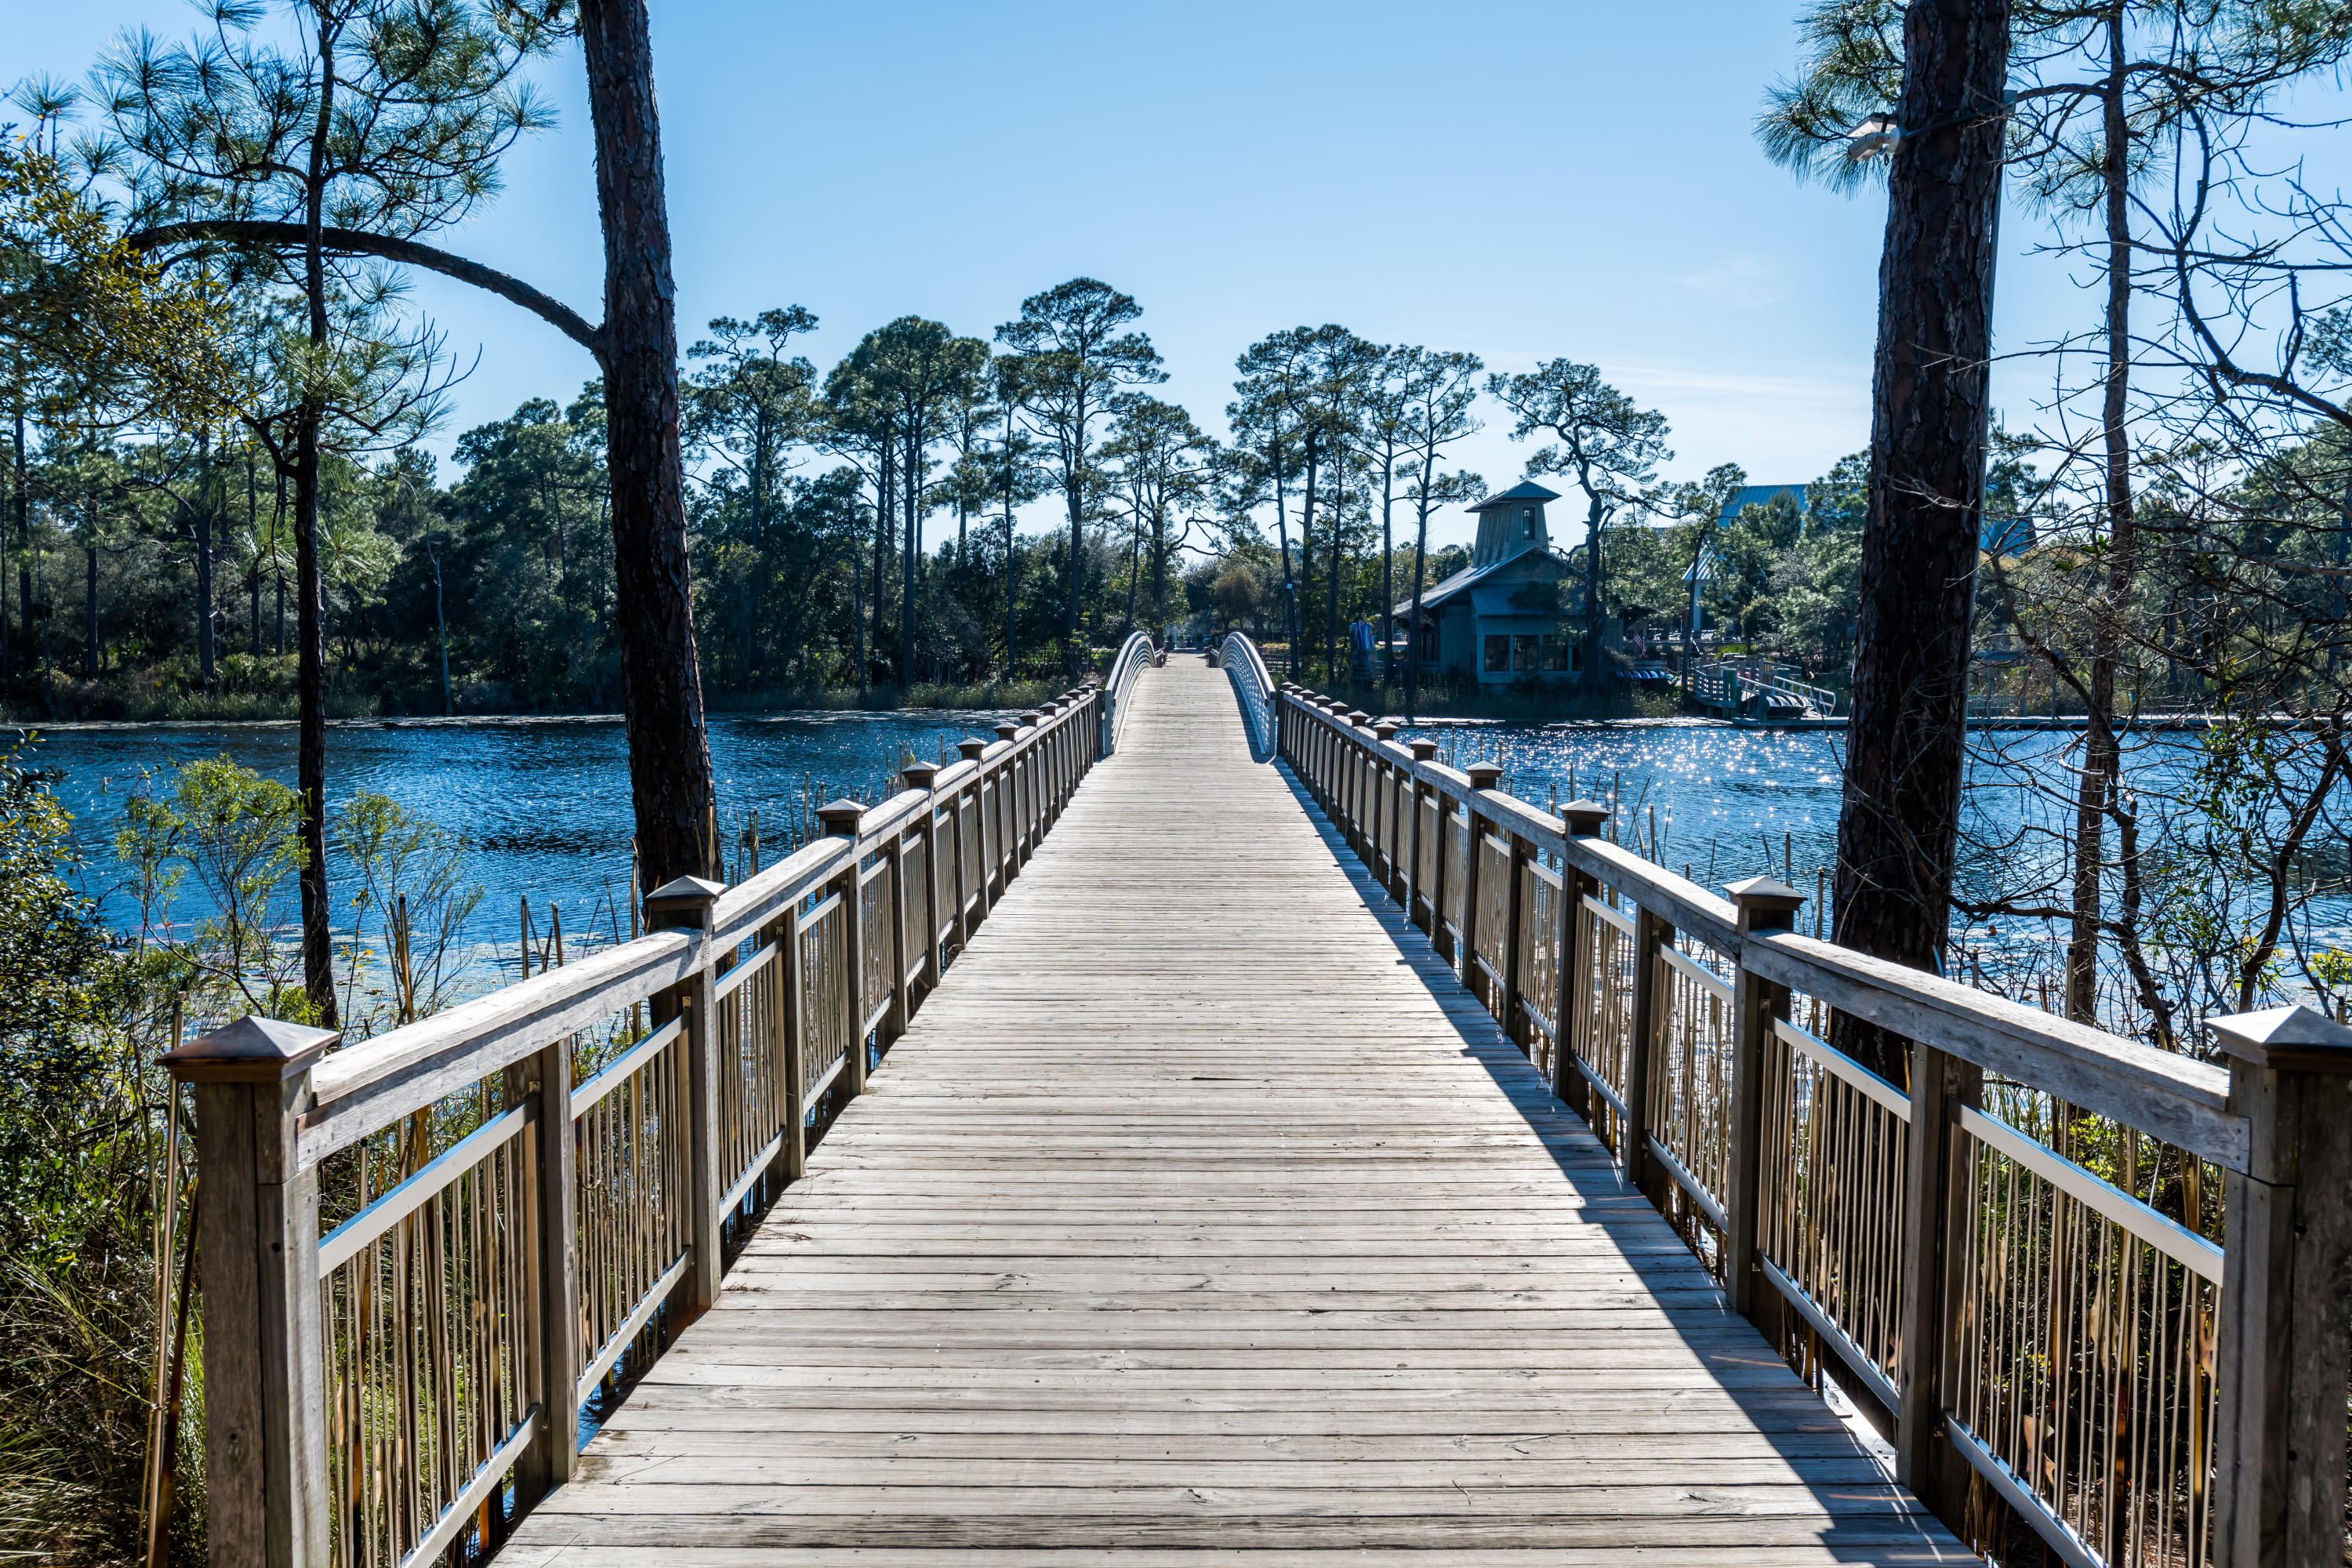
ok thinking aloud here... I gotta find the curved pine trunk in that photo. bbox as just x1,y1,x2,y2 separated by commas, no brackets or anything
581,0,717,888
1830,0,2008,1085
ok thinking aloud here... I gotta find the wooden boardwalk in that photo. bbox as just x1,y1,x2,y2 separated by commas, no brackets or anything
504,660,1970,1566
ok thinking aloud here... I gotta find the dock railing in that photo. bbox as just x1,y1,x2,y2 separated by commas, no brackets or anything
162,683,1111,1568
1274,681,2352,1568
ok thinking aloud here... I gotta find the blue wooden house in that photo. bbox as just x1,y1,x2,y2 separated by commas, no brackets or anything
1392,480,1583,684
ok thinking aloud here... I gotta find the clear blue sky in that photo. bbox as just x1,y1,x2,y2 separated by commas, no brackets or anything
7,0,2214,554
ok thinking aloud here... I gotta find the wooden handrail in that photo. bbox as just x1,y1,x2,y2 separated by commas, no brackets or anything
1274,685,2238,1163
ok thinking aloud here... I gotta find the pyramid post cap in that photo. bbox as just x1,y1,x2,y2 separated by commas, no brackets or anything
2210,1004,2352,1073
1408,739,1440,760
1373,721,1400,740
1345,710,1371,727
644,873,725,906
993,721,1019,740
1726,874,1805,907
1726,875,1806,931
957,737,989,760
813,800,866,836
1559,798,1610,833
644,874,725,928
1465,762,1504,789
900,761,941,789
160,1014,339,1083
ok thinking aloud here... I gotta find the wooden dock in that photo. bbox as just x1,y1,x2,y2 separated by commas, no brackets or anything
501,660,1968,1565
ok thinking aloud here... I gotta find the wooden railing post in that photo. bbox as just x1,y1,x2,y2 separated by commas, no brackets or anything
1554,802,1608,1116
1405,739,1437,935
517,1025,579,1497
902,762,943,993
160,1016,338,1568
1502,827,1534,1053
817,801,870,1098
646,874,725,1316
993,722,1020,870
1461,764,1502,994
1894,1034,1980,1516
1345,711,1371,847
1723,877,1803,1320
956,739,990,922
1371,723,1400,895
1018,713,1044,856
2209,1004,2352,1568
1624,902,1674,1202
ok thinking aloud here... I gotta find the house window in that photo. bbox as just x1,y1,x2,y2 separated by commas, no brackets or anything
1417,623,1438,663
1483,634,1510,673
1542,633,1572,672
1512,633,1541,671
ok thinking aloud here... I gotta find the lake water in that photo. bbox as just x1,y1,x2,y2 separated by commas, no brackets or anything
18,695,2344,1016
20,710,1014,953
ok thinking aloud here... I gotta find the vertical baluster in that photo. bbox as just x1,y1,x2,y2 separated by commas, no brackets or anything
1722,877,1803,1324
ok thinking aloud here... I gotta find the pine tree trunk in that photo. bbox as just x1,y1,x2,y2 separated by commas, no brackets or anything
83,538,96,679
1065,465,1083,680
902,429,917,688
293,415,334,1023
292,13,339,1025
196,442,215,688
579,0,717,887
2067,18,2132,1025
1830,0,2009,1085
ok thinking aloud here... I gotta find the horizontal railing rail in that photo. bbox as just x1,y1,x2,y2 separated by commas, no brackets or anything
165,679,1120,1567
1214,630,1276,757
1272,681,2352,1568
1102,631,1160,754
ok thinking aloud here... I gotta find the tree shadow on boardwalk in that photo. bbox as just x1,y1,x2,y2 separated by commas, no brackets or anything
1266,760,1966,1564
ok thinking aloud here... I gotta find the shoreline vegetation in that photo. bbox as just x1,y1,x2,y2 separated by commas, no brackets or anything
1,671,1073,727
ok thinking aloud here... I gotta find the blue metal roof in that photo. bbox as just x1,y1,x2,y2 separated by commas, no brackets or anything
1717,485,1809,524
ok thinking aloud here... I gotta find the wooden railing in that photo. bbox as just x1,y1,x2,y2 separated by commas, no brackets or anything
1273,682,2352,1568
162,683,1112,1568
1690,659,1840,720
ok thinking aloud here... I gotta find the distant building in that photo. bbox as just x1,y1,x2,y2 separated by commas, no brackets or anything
1392,480,1583,684
1715,477,2033,552
1718,484,1809,528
